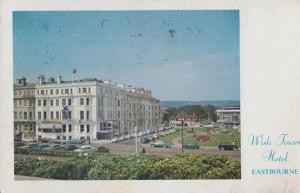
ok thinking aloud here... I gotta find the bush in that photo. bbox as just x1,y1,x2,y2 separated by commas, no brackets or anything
15,154,240,180
96,146,110,153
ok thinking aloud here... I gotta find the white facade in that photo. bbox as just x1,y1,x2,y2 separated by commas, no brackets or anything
216,106,240,129
32,75,161,142
35,77,98,142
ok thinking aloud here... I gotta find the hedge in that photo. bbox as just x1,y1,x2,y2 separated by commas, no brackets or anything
15,153,241,180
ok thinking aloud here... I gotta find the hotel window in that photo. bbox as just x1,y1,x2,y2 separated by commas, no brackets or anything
70,88,73,94
62,124,66,132
65,89,69,94
118,111,120,118
61,89,64,94
80,98,84,105
62,99,66,106
50,100,54,106
38,112,41,120
24,100,27,106
19,112,22,119
56,89,59,94
14,91,17,96
37,100,41,106
19,100,22,106
29,112,33,120
118,100,120,107
41,90,44,95
87,125,90,133
14,100,17,107
56,99,59,106
68,111,72,119
68,124,72,132
86,111,90,120
69,136,72,140
14,112,17,119
80,125,84,132
24,112,27,119
83,88,87,93
19,90,22,95
86,98,90,105
43,112,47,120
68,99,72,106
37,90,39,95
43,99,47,106
46,90,48,95
50,111,54,119
29,100,33,106
56,111,59,119
79,88,81,93
80,111,84,120
50,89,53,95
88,87,91,93
29,124,33,131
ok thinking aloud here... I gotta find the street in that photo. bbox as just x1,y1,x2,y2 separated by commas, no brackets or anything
100,139,241,160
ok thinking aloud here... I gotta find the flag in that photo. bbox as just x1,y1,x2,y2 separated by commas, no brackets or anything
62,106,69,119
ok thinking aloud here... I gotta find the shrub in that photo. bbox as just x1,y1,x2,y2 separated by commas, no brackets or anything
15,154,240,180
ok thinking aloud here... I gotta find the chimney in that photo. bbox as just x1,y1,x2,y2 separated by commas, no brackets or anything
48,77,55,83
37,75,45,85
56,75,62,84
17,77,26,86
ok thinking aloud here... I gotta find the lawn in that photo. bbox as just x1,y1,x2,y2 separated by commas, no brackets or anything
159,128,240,147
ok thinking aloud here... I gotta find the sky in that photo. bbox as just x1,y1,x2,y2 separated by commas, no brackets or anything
13,11,239,101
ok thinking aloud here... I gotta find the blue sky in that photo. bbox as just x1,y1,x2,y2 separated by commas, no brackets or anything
13,11,239,101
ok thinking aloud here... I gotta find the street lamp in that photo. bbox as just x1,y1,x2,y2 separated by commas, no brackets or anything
181,119,184,153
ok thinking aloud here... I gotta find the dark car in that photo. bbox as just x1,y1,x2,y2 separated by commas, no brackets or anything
218,143,238,151
183,143,199,149
32,144,50,151
151,140,171,148
14,142,25,148
64,145,79,151
140,137,150,144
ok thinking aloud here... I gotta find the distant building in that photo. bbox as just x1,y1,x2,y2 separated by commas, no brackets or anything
175,113,199,122
216,105,240,129
170,113,200,128
14,77,36,141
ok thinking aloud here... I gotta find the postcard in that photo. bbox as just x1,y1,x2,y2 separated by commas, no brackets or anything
0,0,300,193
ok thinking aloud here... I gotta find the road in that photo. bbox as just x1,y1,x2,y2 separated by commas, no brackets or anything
101,139,241,160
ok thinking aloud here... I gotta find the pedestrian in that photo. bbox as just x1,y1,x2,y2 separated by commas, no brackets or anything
142,147,145,155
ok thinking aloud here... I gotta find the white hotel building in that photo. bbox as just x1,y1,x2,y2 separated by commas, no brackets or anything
31,75,161,142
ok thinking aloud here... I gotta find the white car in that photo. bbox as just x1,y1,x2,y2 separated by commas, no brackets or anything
74,145,92,152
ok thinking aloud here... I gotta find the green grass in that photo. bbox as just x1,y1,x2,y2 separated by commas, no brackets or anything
158,128,240,147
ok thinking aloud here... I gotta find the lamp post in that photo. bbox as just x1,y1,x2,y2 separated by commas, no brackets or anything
135,126,138,154
181,119,184,153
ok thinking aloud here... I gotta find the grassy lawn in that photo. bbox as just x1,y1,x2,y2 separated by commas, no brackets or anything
159,128,240,147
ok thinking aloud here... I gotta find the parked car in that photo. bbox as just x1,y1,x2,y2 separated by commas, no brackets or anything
19,143,38,149
64,145,79,151
67,139,85,145
41,138,50,143
218,143,238,151
139,137,150,144
32,144,50,151
45,144,65,150
146,136,154,141
153,134,159,139
14,142,25,148
151,140,171,148
183,143,200,149
74,145,93,152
